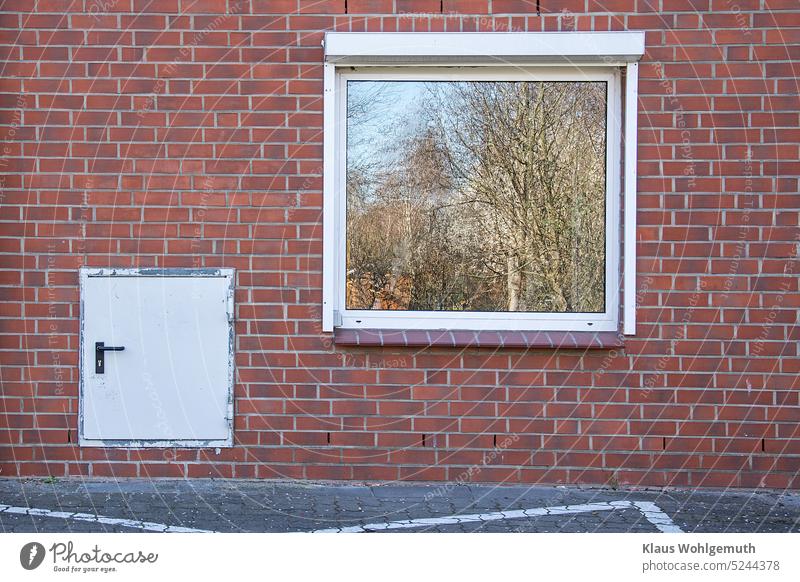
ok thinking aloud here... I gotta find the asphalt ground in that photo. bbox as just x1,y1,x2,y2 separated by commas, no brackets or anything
1,479,798,533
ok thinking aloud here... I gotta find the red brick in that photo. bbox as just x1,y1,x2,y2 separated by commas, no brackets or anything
348,0,394,11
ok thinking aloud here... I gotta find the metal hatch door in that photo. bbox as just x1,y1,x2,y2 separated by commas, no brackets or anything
79,268,234,447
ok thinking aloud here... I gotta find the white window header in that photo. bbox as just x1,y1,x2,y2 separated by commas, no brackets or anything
323,31,646,65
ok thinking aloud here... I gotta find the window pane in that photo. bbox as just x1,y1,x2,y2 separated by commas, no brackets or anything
345,80,607,313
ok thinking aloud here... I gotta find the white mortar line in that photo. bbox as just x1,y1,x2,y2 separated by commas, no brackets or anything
0,504,213,533
313,500,685,533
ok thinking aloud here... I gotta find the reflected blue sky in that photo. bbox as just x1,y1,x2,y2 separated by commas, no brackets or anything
347,80,431,168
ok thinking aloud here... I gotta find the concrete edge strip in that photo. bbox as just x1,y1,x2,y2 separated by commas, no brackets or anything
313,500,685,534
0,504,214,533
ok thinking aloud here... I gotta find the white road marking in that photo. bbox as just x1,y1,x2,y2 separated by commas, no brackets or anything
630,501,685,533
1,498,684,534
312,500,684,533
0,504,213,533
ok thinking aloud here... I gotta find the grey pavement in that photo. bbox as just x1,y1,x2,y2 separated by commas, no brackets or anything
0,479,799,533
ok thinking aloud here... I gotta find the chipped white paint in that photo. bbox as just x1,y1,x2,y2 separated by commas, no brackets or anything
0,504,213,533
312,500,684,533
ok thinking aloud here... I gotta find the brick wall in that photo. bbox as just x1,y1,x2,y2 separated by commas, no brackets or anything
1,0,799,488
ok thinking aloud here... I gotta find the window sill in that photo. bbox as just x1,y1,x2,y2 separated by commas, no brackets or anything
333,329,624,349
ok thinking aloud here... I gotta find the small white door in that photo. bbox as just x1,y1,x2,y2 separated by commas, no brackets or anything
79,268,234,447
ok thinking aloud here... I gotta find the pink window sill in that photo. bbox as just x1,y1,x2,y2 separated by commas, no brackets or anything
333,329,624,349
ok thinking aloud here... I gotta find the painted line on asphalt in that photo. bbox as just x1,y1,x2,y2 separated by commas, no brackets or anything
629,501,685,533
312,500,685,533
0,504,214,533
2,499,684,534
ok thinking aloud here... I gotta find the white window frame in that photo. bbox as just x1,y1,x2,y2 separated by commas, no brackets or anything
322,32,644,335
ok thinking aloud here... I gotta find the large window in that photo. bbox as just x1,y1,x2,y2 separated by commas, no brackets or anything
322,33,644,334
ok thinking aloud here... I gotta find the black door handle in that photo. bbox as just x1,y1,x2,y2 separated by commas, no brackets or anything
95,341,125,374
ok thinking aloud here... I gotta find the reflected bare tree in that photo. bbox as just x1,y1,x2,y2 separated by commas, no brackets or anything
346,80,607,313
